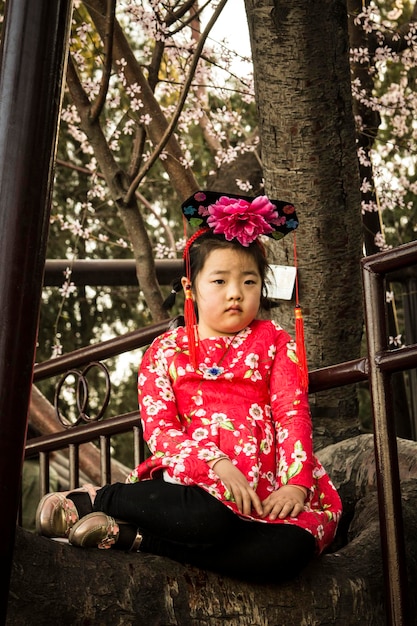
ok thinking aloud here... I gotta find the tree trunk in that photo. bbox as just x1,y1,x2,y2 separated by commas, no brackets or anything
244,0,364,446
8,435,417,624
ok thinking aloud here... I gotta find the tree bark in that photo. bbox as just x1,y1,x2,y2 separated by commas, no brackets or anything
244,0,364,445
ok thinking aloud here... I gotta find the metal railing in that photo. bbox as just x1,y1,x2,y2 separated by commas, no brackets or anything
27,318,178,492
25,240,417,626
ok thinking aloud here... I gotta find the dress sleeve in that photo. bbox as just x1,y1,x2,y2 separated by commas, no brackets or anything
269,329,314,491
137,338,225,484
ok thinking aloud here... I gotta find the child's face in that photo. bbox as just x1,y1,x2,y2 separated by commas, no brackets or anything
185,246,262,339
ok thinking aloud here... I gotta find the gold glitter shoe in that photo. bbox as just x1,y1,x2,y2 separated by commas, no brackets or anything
35,492,79,538
35,485,95,538
68,512,142,551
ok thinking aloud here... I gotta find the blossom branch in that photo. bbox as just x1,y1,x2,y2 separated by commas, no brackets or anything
123,0,229,204
66,54,125,200
55,158,177,257
86,0,199,201
65,54,168,320
135,190,177,254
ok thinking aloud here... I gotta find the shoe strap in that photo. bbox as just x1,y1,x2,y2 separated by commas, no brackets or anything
130,531,143,552
60,496,79,536
98,518,119,549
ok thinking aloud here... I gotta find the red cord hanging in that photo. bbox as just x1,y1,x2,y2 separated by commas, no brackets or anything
293,232,309,392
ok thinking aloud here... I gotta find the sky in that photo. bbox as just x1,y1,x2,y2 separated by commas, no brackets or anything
210,0,250,51
204,0,251,74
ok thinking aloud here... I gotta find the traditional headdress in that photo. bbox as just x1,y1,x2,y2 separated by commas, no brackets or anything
180,190,308,390
182,190,298,245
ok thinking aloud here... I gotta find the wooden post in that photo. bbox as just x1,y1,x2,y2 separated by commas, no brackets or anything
0,0,73,621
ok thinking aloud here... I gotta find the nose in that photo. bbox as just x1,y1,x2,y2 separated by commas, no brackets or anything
227,282,242,301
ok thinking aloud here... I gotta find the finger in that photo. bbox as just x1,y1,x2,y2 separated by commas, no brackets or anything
250,491,264,516
262,494,284,516
270,503,287,520
278,503,294,519
278,500,303,519
233,485,263,516
241,488,254,516
232,488,244,514
289,502,304,518
260,499,274,519
266,499,294,520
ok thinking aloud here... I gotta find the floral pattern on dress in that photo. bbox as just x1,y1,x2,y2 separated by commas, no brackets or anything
128,319,342,554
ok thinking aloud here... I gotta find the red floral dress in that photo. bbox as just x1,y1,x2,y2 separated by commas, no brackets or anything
128,319,342,554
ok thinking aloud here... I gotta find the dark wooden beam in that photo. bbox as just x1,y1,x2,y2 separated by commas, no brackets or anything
0,0,73,620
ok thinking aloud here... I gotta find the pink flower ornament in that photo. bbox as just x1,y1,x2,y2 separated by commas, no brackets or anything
206,195,279,246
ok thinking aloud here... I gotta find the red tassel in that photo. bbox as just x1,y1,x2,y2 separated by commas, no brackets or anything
293,231,308,391
184,287,199,368
295,305,309,391
182,220,208,369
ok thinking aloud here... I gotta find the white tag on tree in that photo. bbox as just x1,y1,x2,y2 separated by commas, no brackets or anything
265,265,297,300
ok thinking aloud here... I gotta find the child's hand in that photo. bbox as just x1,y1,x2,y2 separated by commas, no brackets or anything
261,485,307,520
210,459,264,517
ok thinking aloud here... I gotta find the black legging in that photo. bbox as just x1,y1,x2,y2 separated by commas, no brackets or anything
94,479,316,582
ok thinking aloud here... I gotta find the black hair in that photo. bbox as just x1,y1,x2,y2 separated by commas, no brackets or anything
188,232,268,284
163,232,271,311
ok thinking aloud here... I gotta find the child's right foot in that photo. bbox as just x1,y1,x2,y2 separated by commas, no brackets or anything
35,486,95,538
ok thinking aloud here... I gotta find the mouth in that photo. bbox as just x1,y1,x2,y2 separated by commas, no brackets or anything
226,306,242,313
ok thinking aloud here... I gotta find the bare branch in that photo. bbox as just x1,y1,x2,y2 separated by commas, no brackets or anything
90,0,116,123
165,0,201,27
147,40,165,92
127,127,146,179
167,0,212,34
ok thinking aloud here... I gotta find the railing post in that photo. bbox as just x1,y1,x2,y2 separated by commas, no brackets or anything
0,0,73,622
362,261,410,625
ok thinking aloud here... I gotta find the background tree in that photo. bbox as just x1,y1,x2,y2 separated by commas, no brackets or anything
348,0,417,436
36,0,259,421
2,0,415,436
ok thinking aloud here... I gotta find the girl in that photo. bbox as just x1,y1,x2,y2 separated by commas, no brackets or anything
36,191,342,583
